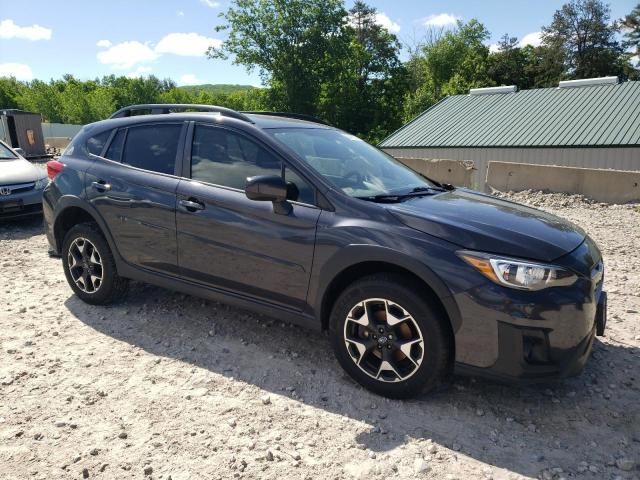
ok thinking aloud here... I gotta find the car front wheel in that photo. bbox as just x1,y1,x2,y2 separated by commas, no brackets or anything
329,274,451,399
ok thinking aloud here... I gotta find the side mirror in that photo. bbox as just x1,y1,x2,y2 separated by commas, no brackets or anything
245,175,292,214
14,147,25,157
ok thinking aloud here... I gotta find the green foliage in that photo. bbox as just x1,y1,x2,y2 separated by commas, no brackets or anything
403,20,492,121
622,3,640,69
178,84,256,95
0,75,268,124
2,0,639,142
210,0,351,115
542,0,626,79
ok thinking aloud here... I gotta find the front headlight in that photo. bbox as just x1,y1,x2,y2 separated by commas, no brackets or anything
35,177,49,190
458,251,577,291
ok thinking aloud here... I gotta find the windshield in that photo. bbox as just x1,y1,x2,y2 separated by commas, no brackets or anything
267,128,435,198
0,142,18,160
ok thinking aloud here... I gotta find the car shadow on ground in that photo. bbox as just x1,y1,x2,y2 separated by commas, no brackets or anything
65,282,640,479
0,215,45,240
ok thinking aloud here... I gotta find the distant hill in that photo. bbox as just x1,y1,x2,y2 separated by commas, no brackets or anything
177,84,257,95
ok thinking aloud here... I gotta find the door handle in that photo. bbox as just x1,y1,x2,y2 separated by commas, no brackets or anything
91,181,111,192
179,199,205,211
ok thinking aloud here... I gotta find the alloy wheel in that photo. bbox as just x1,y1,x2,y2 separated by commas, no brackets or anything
67,237,103,294
343,298,424,383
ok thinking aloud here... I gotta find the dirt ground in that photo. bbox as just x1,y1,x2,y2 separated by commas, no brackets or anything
0,191,639,480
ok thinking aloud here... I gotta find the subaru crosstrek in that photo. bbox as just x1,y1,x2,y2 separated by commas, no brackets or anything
42,104,607,398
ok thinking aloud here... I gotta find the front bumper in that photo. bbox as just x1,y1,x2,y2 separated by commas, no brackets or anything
0,188,43,220
450,241,605,383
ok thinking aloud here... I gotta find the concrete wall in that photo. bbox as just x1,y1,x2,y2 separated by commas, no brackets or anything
486,161,640,203
44,137,71,149
392,157,475,187
41,122,83,139
383,146,640,192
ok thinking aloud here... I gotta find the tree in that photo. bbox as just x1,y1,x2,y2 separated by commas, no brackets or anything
403,20,492,120
622,3,640,55
209,0,350,115
542,0,625,78
319,1,406,140
487,34,533,89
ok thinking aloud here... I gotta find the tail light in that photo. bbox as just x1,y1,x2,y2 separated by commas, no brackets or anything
46,160,65,180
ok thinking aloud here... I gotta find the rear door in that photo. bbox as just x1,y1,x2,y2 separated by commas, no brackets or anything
86,122,186,275
175,122,320,310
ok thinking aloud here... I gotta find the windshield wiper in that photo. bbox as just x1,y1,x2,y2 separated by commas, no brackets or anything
357,186,446,203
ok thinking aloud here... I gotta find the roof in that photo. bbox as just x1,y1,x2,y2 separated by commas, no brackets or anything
380,81,640,149
84,112,330,134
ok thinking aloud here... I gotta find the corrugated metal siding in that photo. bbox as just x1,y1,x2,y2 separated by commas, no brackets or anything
383,147,640,191
380,81,640,148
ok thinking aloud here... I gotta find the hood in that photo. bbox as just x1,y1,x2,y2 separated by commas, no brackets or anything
388,189,585,262
0,158,44,185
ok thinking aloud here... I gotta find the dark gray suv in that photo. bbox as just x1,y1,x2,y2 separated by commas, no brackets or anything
43,104,607,398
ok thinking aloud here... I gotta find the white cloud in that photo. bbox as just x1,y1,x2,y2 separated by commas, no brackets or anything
0,63,34,80
155,32,221,57
177,11,185,16
519,31,542,48
0,19,51,41
489,43,500,54
179,74,199,85
96,39,112,48
375,13,400,33
199,0,219,7
97,41,159,69
631,55,639,66
423,13,460,28
127,66,153,78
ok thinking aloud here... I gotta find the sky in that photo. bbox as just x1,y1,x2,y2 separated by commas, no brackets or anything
0,0,636,86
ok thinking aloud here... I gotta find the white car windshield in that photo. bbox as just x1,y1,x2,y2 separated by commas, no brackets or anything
0,143,18,160
268,128,435,198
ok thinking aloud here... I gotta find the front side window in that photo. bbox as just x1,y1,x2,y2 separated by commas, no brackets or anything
268,128,435,198
191,125,281,190
189,125,315,205
122,124,182,175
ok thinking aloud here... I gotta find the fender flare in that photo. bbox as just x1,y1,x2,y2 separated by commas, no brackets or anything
311,244,462,332
53,195,124,265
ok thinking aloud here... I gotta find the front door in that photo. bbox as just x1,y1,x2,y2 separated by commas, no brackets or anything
176,123,320,310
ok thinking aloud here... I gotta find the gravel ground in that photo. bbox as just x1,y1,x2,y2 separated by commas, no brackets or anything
0,191,639,480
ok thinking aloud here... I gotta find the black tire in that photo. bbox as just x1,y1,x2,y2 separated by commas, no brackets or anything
61,222,129,305
329,273,451,399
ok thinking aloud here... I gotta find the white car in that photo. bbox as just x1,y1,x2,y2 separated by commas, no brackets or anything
0,140,48,220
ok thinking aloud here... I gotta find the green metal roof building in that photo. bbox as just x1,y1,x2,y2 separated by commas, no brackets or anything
380,77,640,192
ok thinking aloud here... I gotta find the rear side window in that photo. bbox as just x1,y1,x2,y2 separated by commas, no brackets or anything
122,124,182,175
86,131,111,156
105,129,126,162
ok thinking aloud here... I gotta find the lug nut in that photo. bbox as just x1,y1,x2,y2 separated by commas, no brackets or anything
387,345,392,349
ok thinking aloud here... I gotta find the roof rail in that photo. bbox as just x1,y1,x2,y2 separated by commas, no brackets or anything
109,104,254,123
241,111,332,126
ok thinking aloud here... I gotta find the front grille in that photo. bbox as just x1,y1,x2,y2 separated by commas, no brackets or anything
0,182,36,195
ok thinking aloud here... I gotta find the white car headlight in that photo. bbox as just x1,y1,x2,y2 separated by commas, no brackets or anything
458,251,577,291
35,177,49,190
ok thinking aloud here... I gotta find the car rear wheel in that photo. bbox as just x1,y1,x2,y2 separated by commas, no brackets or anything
329,274,451,399
62,222,128,305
